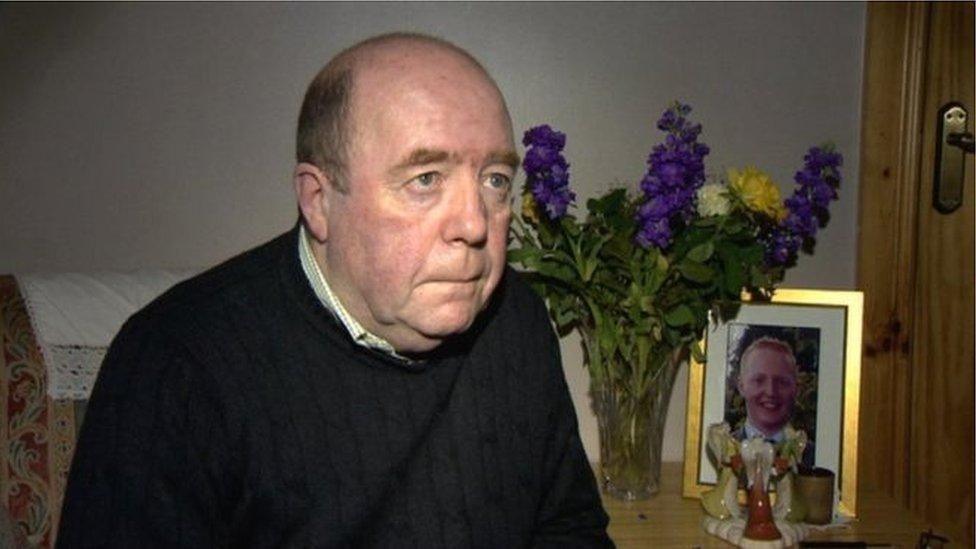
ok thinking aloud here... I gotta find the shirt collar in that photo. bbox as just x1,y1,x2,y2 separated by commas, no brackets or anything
743,420,786,443
297,224,411,362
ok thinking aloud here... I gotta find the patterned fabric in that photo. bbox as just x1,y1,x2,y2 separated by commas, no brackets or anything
17,270,195,400
0,276,78,548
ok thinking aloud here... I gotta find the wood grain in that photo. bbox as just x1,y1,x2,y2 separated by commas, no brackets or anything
908,2,975,545
856,2,928,502
858,2,975,545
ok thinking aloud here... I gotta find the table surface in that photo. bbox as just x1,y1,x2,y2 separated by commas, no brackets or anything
601,463,935,548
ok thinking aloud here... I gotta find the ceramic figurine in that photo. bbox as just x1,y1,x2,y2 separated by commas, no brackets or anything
701,423,742,520
772,427,808,523
701,423,811,548
741,438,781,540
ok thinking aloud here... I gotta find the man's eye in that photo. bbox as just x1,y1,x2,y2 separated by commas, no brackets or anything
410,172,440,190
485,173,512,191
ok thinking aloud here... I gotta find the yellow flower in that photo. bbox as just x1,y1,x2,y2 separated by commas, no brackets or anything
521,192,541,224
727,166,787,221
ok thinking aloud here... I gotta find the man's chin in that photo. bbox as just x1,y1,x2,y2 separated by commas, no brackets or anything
416,301,482,331
389,315,478,354
416,316,476,341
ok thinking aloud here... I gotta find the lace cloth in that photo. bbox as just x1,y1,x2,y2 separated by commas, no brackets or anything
16,270,197,400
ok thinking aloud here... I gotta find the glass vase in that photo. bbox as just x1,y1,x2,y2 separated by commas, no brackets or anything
593,349,682,500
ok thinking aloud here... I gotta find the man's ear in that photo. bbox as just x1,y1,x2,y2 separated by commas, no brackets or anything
293,162,335,242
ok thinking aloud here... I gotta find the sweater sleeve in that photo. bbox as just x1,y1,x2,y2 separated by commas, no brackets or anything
530,308,614,548
57,316,239,548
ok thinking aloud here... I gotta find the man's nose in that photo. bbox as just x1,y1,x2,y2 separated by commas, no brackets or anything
445,179,489,245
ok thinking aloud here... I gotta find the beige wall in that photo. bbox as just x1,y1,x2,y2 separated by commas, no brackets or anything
0,2,865,463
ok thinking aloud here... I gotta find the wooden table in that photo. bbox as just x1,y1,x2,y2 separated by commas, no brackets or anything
602,463,936,548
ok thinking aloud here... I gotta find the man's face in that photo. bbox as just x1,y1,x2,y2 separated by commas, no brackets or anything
737,346,798,436
321,46,516,353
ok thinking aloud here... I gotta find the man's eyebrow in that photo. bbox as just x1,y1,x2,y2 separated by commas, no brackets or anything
487,150,521,171
393,148,454,171
392,148,521,172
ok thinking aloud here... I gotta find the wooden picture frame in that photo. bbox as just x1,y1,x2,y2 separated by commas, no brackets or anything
682,289,863,518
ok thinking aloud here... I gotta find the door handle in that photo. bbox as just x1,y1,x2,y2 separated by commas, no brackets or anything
946,131,975,154
934,103,970,214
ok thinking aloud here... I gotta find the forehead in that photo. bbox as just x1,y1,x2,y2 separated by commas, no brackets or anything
742,347,795,376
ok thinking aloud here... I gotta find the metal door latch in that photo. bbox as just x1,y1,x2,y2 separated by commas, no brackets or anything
934,102,972,214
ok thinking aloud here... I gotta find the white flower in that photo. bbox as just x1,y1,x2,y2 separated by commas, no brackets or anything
697,183,730,217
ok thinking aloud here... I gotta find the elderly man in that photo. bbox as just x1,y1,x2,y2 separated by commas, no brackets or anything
57,33,611,547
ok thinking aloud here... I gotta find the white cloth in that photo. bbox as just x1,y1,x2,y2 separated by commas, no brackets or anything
16,270,196,400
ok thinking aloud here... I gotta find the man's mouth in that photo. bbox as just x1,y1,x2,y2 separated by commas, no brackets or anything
758,400,781,411
427,272,484,284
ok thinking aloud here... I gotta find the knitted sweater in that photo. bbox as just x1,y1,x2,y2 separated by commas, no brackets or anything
57,226,612,548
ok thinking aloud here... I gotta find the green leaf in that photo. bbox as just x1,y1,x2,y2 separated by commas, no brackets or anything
644,253,670,294
507,247,543,266
634,316,656,334
664,304,695,327
560,216,581,237
693,216,721,227
722,217,748,235
723,258,745,296
636,334,651,377
536,260,576,283
749,265,775,288
597,318,618,362
687,241,715,263
604,231,633,263
742,243,765,264
553,303,579,332
587,188,628,216
581,233,613,282
587,188,633,232
678,260,715,283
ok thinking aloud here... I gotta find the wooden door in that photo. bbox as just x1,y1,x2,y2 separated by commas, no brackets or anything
858,2,974,545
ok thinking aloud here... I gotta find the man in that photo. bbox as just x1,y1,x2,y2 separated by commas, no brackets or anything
57,33,611,547
733,336,814,467
735,337,799,443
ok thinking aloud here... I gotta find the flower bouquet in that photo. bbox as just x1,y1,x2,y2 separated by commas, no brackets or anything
508,103,842,500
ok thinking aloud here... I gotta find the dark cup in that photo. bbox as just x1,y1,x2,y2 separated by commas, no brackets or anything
795,467,835,524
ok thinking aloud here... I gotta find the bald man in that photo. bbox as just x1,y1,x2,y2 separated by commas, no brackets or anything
57,33,612,548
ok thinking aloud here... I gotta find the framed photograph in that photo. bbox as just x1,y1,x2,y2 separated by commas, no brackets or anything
682,289,863,518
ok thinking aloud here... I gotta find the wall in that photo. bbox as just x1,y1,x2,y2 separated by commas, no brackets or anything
0,2,865,463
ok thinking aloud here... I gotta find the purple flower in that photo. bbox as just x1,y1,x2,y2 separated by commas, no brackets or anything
764,145,843,266
522,125,575,220
522,124,566,150
636,218,672,249
635,103,710,249
810,181,837,208
765,229,800,266
523,146,568,175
